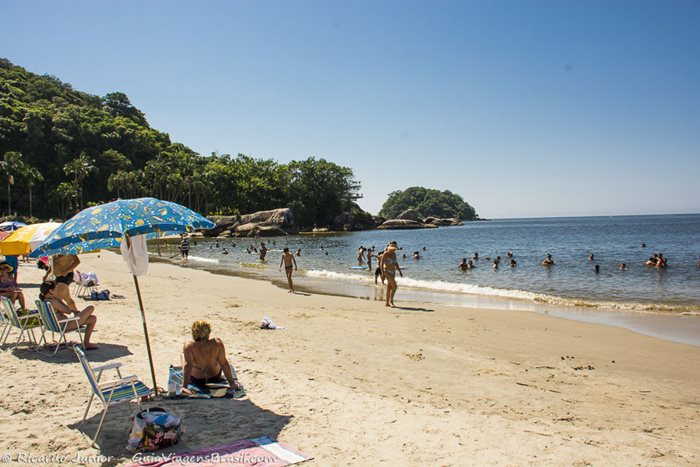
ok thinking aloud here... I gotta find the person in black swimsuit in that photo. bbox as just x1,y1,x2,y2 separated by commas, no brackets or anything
279,248,298,293
52,254,80,310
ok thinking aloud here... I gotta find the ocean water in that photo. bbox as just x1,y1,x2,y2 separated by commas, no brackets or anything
155,214,700,314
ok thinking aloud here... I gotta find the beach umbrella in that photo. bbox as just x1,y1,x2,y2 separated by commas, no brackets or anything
0,221,27,232
30,198,215,392
0,222,62,256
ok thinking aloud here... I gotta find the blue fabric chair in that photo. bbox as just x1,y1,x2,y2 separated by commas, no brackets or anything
74,346,153,446
35,300,84,355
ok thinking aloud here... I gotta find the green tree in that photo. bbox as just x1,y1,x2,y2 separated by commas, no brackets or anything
286,157,358,227
380,186,477,220
24,165,43,217
54,181,78,218
64,152,96,208
0,151,25,215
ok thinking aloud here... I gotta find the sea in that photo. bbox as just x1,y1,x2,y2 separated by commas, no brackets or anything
151,214,700,345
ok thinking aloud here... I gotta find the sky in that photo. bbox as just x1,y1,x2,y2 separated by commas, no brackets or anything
1,0,698,218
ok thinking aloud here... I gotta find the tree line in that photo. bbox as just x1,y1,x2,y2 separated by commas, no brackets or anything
0,58,362,227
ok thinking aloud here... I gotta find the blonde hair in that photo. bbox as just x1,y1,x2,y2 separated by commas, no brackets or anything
191,320,211,342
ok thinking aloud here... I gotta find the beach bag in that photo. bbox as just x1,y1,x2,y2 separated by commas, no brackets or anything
90,289,110,300
126,407,182,453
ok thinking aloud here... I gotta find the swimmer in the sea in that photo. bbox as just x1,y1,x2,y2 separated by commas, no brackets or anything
619,263,627,270
542,254,554,266
459,258,467,271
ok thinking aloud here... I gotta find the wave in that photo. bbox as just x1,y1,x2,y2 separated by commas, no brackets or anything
187,255,220,264
303,269,700,314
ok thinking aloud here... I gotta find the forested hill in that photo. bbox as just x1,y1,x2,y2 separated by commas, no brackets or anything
380,187,478,221
0,59,362,227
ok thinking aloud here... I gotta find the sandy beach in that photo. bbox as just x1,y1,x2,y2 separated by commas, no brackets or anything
0,250,698,466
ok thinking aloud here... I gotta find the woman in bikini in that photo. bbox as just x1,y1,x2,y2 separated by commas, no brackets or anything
39,280,98,349
51,254,80,310
379,241,403,307
181,320,241,394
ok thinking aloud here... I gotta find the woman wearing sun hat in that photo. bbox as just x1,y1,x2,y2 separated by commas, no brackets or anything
379,241,403,307
0,261,26,310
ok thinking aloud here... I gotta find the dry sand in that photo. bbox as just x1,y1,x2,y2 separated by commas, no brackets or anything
0,251,698,466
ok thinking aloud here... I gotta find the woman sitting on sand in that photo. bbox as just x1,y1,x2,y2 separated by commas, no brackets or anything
39,280,98,349
181,320,242,395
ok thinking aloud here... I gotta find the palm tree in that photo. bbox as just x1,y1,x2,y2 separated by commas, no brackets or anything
1,151,25,215
24,166,43,218
54,182,78,218
64,152,96,208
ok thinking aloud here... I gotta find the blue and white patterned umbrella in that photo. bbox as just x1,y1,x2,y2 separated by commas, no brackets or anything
30,197,214,258
30,198,215,393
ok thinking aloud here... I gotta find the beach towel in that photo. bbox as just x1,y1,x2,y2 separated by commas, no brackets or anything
167,365,246,399
120,233,149,276
125,436,312,467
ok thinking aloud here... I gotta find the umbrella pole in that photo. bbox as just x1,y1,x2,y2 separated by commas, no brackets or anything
132,274,159,395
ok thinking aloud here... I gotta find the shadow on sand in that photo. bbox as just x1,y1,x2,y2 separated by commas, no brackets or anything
71,396,292,463
8,342,132,364
393,306,434,312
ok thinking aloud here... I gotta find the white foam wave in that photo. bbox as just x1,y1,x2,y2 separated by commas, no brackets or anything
305,269,370,282
303,269,700,313
187,256,220,264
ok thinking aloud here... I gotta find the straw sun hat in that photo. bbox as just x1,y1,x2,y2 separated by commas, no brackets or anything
386,241,399,251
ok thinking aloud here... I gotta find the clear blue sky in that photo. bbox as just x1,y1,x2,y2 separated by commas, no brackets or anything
1,0,698,218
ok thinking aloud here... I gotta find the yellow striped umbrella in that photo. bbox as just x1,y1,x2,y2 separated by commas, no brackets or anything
0,222,62,256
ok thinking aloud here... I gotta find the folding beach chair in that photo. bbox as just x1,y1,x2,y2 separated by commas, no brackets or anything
0,296,40,350
74,346,153,446
73,270,99,298
35,300,84,355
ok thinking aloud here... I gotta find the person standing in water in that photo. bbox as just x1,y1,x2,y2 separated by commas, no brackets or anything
279,247,298,293
357,245,366,264
259,242,268,261
180,236,190,259
379,241,403,307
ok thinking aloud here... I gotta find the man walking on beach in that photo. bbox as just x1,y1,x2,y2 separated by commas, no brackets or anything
279,247,298,293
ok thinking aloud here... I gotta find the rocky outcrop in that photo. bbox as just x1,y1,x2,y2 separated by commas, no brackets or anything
208,208,296,237
203,215,240,237
397,209,421,221
423,216,463,226
332,212,379,231
377,219,427,230
240,208,294,228
234,208,296,237
236,223,288,237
